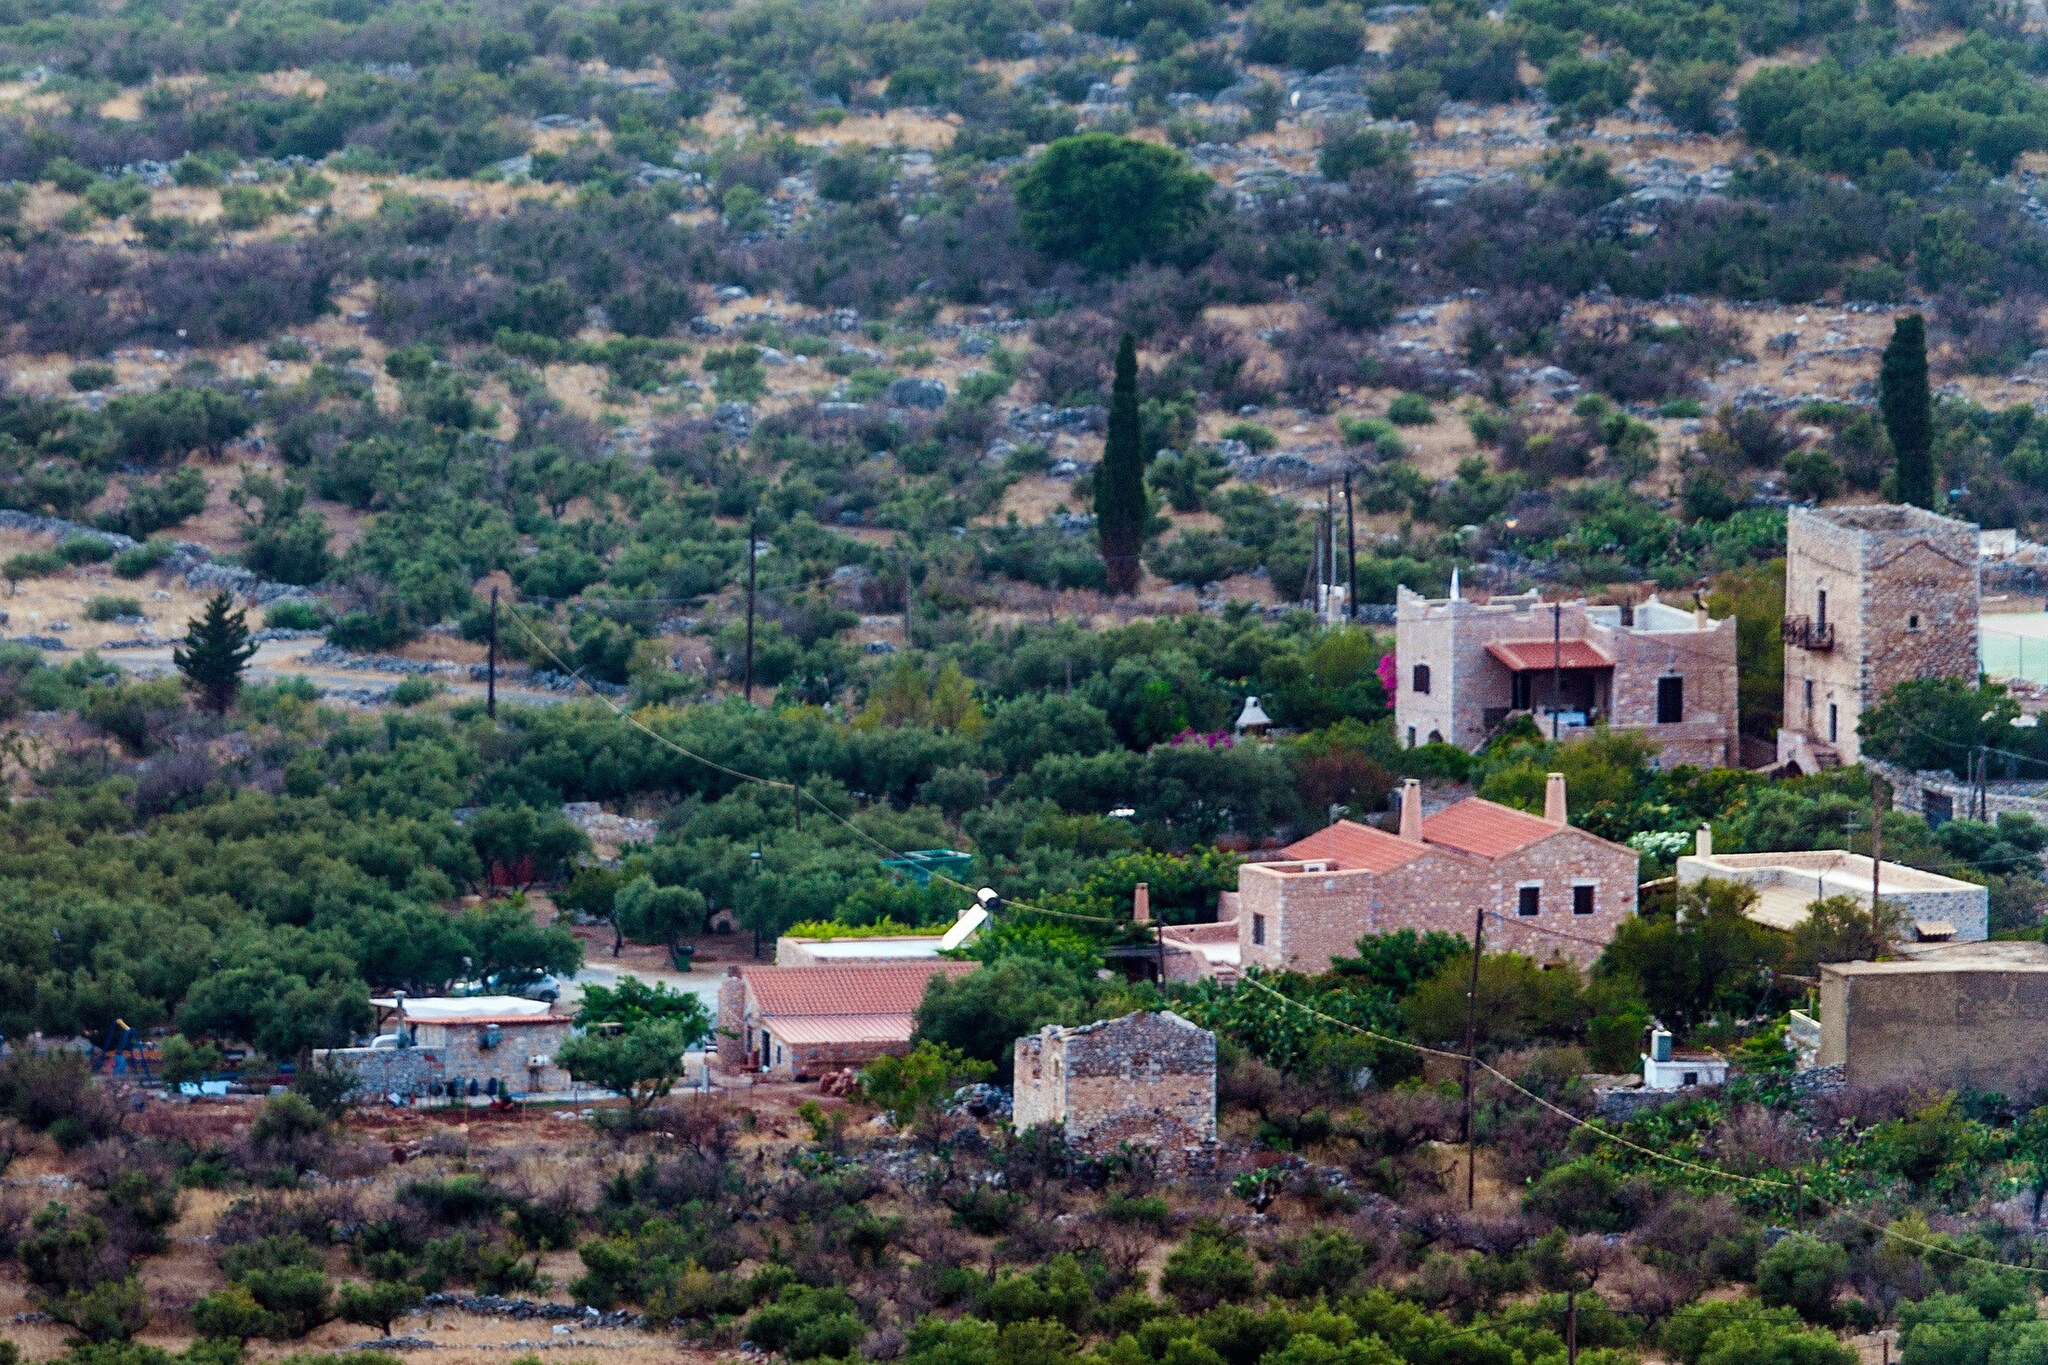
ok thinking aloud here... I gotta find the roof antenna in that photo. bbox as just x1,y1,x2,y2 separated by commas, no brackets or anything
1450,564,1461,601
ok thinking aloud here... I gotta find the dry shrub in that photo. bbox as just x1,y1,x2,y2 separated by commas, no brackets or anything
1703,1104,1815,1175
1605,1252,1696,1329
1554,303,1740,403
1027,311,1117,406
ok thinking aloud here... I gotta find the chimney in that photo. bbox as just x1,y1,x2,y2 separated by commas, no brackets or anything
1133,883,1151,925
1544,772,1567,824
1696,824,1713,858
726,964,742,978
1693,602,1710,629
1398,779,1422,841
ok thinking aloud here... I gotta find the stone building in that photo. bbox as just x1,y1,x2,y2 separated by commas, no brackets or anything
1395,586,1739,767
314,996,574,1101
1778,504,1980,771
1229,774,1639,974
1788,940,2048,1092
1013,1011,1216,1161
716,960,976,1080
1676,826,1988,942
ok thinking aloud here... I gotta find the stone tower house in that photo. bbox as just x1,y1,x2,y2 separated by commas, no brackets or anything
1778,504,1979,770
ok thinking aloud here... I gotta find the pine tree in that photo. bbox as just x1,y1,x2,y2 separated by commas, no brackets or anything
1097,332,1146,595
174,591,258,714
1880,313,1933,509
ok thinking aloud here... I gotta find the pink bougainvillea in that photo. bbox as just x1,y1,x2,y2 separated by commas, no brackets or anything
1376,651,1397,696
1169,729,1234,749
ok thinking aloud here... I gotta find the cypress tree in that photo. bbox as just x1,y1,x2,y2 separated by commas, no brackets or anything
174,590,258,714
1097,332,1146,595
1880,313,1933,509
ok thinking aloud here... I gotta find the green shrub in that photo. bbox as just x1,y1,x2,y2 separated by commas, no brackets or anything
85,597,143,622
264,600,329,631
57,536,114,565
219,185,279,230
3,550,65,583
1387,393,1435,425
390,677,442,706
111,540,171,578
68,363,116,392
745,1285,863,1359
1221,420,1276,451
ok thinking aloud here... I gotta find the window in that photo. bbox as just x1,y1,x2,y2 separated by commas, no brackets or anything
1407,726,1417,748
1908,613,1921,631
1573,884,1595,916
1412,663,1431,694
1682,1071,1699,1087
1656,675,1684,725
1251,913,1266,945
1804,678,1814,712
1817,588,1827,627
1828,703,1839,743
1517,885,1541,917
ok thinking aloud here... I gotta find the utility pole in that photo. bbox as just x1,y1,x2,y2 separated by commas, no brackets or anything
1566,1288,1578,1365
1343,471,1358,622
1551,601,1563,740
1870,771,1884,915
1462,905,1485,1211
793,779,802,834
903,550,914,650
743,516,757,705
486,586,498,719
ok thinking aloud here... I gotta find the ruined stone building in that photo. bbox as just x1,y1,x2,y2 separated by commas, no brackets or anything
1211,775,1638,976
1777,503,1980,771
1012,1011,1216,1159
1394,586,1740,767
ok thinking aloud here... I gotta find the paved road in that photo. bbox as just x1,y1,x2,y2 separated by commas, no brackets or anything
565,959,724,1014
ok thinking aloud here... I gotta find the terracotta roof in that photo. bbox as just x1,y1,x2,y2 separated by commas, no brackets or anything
1421,797,1563,859
1280,819,1430,873
1486,638,1612,671
763,1014,917,1045
741,961,976,1018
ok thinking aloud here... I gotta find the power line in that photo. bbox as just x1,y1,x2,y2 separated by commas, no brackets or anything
1233,973,2048,1281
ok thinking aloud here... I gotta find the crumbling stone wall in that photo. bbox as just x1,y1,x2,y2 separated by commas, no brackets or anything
1014,1012,1216,1161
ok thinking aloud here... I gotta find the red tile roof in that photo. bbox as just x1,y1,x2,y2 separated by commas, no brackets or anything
1486,638,1612,671
741,961,976,1019
1421,797,1563,859
1281,820,1430,874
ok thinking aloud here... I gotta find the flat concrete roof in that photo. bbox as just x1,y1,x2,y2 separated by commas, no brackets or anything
795,938,946,960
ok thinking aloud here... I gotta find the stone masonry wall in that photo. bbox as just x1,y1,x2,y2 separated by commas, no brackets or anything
1014,1012,1216,1157
1238,831,1637,974
763,1034,915,1080
1784,507,1978,765
1398,588,1738,765
716,971,748,1070
1602,614,1740,768
320,1020,572,1100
